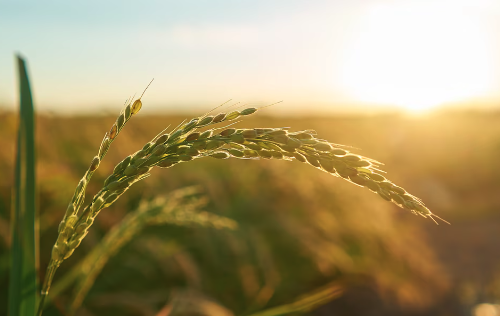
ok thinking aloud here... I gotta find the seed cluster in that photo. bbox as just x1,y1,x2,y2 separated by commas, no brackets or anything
55,104,440,264
51,96,145,264
42,95,442,316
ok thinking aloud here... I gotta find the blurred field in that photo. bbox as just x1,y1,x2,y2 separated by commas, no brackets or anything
1,110,500,316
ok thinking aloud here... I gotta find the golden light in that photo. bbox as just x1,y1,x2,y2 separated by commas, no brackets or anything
339,1,496,112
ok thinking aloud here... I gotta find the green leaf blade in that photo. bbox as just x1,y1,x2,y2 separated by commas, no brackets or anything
9,54,37,316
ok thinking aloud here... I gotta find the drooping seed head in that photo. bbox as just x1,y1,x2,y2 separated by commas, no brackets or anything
210,152,229,159
240,107,257,115
225,111,240,121
185,132,201,141
131,99,142,115
220,128,236,137
213,113,226,123
89,156,100,172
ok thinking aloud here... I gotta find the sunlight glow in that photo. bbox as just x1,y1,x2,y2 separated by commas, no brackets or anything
339,1,496,112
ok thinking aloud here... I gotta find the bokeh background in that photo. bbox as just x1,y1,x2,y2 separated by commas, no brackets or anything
1,1,500,315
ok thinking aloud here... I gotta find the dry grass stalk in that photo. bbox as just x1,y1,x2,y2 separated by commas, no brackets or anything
38,88,446,316
65,187,236,314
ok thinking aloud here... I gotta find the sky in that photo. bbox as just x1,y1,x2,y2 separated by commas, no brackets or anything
1,0,500,115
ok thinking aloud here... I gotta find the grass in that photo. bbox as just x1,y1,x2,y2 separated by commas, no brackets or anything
9,55,37,316
8,109,495,315
6,58,472,316
34,84,443,315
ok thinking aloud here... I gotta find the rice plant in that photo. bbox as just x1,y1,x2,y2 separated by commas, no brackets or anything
35,82,447,315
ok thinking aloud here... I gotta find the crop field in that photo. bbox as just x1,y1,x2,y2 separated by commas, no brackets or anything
2,110,500,315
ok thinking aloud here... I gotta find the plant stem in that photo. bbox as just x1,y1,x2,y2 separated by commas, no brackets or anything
37,260,61,316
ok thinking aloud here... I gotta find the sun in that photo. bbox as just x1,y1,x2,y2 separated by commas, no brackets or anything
339,1,495,113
